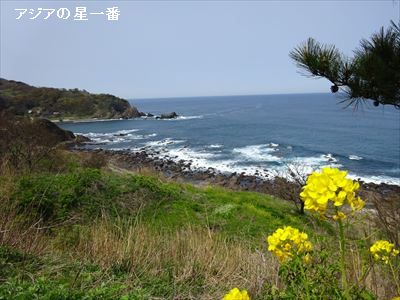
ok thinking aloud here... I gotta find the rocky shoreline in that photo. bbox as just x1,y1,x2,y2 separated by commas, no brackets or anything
71,147,400,209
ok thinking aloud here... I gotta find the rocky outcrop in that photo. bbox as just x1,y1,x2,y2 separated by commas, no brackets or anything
32,118,76,142
120,106,141,119
0,78,142,120
158,112,178,119
0,112,77,152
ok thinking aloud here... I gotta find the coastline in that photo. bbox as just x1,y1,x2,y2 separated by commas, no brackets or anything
70,147,400,208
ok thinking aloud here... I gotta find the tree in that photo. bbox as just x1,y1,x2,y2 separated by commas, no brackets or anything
290,21,400,108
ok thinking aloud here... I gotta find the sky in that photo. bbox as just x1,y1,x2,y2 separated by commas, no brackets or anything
1,0,399,99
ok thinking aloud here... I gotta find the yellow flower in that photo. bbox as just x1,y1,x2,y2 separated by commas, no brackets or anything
300,167,365,218
302,253,312,264
222,288,250,300
391,297,400,300
370,240,399,264
267,226,312,263
333,211,347,221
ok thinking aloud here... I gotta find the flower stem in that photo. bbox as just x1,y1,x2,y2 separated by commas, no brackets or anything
338,218,350,300
388,260,400,294
299,259,310,300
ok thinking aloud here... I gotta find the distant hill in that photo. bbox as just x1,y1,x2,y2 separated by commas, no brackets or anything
0,79,141,120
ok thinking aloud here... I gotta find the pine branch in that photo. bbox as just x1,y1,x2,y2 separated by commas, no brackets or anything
290,22,400,108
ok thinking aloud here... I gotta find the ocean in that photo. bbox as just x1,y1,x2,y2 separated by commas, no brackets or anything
58,93,400,185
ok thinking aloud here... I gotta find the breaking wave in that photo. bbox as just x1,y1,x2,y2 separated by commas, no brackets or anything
77,129,157,144
349,155,363,160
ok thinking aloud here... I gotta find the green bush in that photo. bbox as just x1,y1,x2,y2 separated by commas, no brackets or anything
12,169,103,221
10,169,180,222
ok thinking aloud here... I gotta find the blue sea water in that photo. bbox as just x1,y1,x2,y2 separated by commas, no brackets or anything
59,93,400,185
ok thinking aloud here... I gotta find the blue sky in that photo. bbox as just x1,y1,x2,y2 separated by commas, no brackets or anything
1,0,399,99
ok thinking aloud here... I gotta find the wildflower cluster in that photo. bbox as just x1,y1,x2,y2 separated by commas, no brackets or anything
370,240,399,264
267,226,312,263
222,288,250,300
300,167,364,219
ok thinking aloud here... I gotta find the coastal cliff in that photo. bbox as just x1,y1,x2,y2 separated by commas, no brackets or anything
0,78,141,120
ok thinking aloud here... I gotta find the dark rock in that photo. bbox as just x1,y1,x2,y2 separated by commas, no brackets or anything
121,107,141,119
75,134,91,143
159,112,178,119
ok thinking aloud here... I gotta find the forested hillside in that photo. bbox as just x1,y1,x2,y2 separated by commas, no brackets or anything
0,79,141,120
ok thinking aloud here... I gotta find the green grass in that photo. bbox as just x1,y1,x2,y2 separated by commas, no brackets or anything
10,168,327,244
0,168,339,299
11,169,179,222
143,184,323,245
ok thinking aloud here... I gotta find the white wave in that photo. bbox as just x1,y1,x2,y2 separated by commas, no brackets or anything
91,138,112,143
274,154,399,185
160,146,275,176
168,147,215,160
207,144,224,149
267,143,279,148
321,153,337,162
347,173,400,186
157,115,204,121
273,155,342,179
232,144,281,162
76,132,102,138
76,129,159,144
270,165,398,186
77,129,139,138
114,129,140,135
349,155,363,160
177,115,203,120
132,143,399,186
144,138,186,148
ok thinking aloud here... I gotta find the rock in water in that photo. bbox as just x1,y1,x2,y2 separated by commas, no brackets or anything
159,112,178,119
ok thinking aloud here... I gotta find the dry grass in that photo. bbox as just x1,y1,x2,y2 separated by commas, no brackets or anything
0,199,48,257
371,194,400,248
343,215,399,299
68,217,278,299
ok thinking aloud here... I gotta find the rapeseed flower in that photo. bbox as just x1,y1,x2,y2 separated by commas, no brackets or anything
333,211,347,221
370,240,399,264
222,288,250,300
300,167,364,218
267,226,312,263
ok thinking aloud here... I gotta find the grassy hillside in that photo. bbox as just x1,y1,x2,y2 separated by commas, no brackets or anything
0,160,338,299
0,122,398,299
0,79,141,120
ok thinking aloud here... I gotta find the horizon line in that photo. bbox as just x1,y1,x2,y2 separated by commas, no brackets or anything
129,91,331,101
